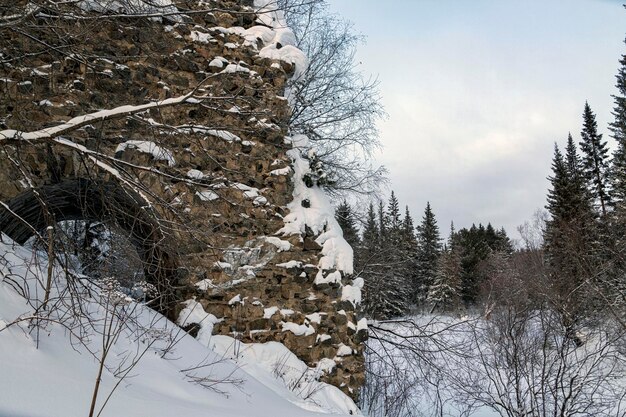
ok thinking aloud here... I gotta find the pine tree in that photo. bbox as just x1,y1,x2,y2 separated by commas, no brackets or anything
335,200,360,249
415,202,442,304
579,102,611,216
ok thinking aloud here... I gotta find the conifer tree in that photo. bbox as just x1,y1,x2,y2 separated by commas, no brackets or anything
456,223,491,304
383,192,411,316
360,202,386,318
610,40,626,205
361,197,410,319
386,191,401,230
427,247,462,313
377,200,387,244
361,202,379,252
607,41,626,315
546,144,570,225
335,200,360,249
415,202,442,304
545,141,596,336
402,206,417,247
402,205,419,303
358,202,379,275
579,102,611,216
447,221,457,250
494,227,514,254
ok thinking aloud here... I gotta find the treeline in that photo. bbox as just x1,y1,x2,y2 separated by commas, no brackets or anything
335,194,513,319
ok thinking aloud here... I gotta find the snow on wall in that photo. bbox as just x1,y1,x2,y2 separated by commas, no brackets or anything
79,0,180,19
253,0,308,79
249,0,362,310
115,140,176,166
177,299,222,346
277,134,360,304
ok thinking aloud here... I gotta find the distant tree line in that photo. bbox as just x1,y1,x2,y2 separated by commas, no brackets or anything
335,194,513,319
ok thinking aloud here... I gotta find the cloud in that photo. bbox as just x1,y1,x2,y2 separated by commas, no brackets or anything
329,0,625,236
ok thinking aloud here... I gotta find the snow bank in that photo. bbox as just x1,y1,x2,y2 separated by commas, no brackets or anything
210,336,360,415
0,236,358,417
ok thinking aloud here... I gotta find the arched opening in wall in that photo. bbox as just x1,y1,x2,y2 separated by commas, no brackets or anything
0,178,178,317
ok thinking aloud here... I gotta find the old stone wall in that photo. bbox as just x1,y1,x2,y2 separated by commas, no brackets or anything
0,0,365,397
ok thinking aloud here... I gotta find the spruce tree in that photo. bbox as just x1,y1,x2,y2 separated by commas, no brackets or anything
427,247,462,313
402,205,419,304
377,200,387,244
608,41,626,313
546,144,570,225
386,191,401,230
456,223,491,304
335,200,360,249
402,206,417,247
361,197,410,319
494,227,514,254
610,39,626,205
361,202,379,252
384,192,411,316
360,202,384,318
545,141,596,335
579,102,611,216
415,202,442,304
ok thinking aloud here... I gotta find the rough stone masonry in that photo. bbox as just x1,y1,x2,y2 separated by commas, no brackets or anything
0,0,366,397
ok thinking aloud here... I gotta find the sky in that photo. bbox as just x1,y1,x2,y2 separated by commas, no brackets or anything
328,0,626,241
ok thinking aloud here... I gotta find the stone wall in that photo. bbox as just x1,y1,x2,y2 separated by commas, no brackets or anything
0,0,365,397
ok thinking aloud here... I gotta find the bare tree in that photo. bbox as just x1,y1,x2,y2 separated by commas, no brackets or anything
277,0,387,196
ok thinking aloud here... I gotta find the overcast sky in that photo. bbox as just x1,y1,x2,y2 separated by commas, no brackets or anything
328,0,626,241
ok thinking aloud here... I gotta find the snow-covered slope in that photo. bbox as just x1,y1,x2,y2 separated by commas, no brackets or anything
0,238,358,417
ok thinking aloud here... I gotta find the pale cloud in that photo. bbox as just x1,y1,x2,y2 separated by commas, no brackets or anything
329,0,625,236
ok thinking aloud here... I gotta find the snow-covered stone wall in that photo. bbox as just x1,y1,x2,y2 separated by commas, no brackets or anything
0,0,365,398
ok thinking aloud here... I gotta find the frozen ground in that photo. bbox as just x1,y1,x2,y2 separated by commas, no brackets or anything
0,237,358,417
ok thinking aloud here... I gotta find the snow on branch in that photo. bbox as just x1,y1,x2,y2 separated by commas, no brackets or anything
0,80,213,143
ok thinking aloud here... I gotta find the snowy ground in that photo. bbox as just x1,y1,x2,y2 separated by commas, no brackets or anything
0,237,358,417
363,313,626,417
